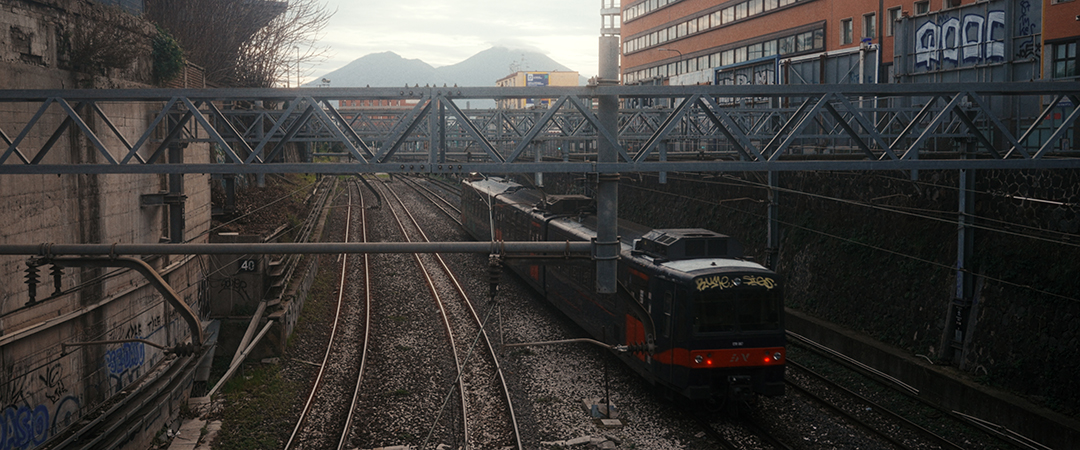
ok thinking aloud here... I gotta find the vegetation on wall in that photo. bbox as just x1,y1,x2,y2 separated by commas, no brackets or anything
67,16,141,75
151,26,185,84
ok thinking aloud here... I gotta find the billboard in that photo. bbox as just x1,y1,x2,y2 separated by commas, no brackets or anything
526,72,550,108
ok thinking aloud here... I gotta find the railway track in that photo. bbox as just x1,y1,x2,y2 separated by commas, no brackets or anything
785,331,1028,450
421,174,464,199
399,176,462,226
284,179,371,450
692,403,799,450
378,176,522,449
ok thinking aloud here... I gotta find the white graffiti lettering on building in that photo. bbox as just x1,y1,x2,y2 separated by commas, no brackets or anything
915,10,1005,70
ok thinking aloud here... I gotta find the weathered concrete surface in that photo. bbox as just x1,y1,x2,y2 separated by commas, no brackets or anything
1,1,211,449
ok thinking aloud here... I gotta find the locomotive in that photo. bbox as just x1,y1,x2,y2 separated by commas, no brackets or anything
460,175,785,401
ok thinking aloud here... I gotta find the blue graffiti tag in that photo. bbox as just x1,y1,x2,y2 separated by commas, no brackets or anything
104,342,145,376
1,405,50,450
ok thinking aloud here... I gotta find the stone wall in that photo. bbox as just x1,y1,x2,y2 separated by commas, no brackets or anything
0,1,212,448
543,167,1080,417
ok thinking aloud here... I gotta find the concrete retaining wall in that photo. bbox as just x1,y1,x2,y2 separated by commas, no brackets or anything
0,1,211,449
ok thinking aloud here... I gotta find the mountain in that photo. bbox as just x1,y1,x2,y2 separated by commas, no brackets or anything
309,46,586,88
435,47,586,87
311,51,444,88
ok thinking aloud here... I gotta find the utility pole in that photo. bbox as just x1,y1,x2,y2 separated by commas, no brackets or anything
596,0,621,294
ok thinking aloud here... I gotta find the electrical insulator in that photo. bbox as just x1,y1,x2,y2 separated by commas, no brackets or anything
51,265,64,295
171,343,197,356
24,263,40,305
487,255,502,299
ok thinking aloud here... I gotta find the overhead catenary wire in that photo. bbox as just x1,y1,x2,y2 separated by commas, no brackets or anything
647,171,1080,246
723,174,1080,248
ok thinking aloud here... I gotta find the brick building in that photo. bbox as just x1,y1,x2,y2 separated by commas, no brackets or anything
621,0,1077,86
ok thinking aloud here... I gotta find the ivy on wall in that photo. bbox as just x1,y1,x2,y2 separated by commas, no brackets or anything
151,26,184,84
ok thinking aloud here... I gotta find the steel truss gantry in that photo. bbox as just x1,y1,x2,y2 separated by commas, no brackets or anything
2,82,1080,175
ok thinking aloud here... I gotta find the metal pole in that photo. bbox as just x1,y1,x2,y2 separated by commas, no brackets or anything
659,141,667,184
596,34,621,295
941,148,975,365
168,143,185,243
767,171,780,270
437,97,446,165
0,241,595,256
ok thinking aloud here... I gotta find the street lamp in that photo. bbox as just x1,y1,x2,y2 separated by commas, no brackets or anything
294,46,300,87
657,47,683,77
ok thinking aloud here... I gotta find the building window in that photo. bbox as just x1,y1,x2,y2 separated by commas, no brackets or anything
749,0,764,15
779,35,795,55
946,0,961,7
1054,41,1078,79
763,40,777,57
915,1,930,15
722,7,735,24
797,31,815,52
887,7,901,37
735,2,748,20
841,18,854,45
863,13,876,40
748,42,764,60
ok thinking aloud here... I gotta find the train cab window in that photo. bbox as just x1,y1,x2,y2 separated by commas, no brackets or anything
693,289,781,334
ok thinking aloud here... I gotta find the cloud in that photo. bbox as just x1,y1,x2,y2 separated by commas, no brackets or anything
309,0,601,78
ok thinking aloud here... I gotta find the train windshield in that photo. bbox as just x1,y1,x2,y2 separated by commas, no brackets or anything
692,288,781,334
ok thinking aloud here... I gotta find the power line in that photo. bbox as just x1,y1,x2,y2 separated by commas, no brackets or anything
723,175,1080,249
639,171,1080,248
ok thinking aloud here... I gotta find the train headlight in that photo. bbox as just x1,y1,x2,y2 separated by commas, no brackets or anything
773,352,783,362
694,355,704,364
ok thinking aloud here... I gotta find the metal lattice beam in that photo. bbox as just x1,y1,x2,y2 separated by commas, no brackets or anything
2,82,1080,175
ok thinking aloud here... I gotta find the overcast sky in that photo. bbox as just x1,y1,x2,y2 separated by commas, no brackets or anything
305,0,603,83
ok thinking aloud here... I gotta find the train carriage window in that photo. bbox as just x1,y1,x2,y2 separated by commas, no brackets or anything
693,288,780,334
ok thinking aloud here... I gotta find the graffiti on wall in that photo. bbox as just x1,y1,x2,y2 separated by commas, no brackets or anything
914,9,1006,71
105,313,164,393
912,0,1042,72
1014,0,1041,61
1,404,50,449
1,361,82,450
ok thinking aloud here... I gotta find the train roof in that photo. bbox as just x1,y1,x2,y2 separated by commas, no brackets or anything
656,257,769,275
465,175,773,277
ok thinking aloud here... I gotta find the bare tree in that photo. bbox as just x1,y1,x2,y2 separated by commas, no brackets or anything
146,0,333,87
234,0,333,87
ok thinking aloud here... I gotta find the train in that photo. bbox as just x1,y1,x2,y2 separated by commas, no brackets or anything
460,174,785,402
